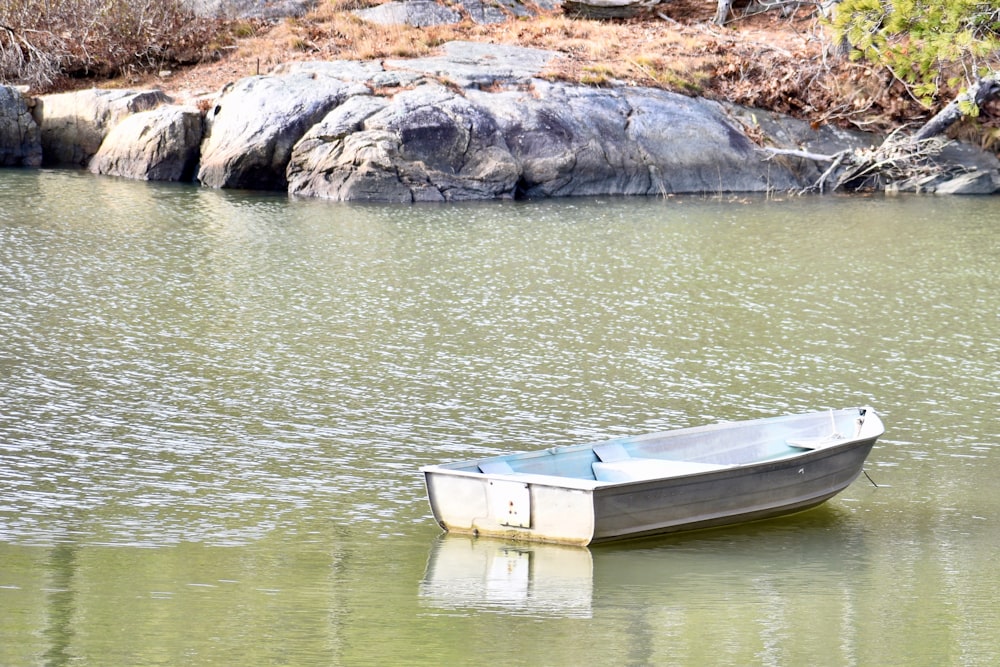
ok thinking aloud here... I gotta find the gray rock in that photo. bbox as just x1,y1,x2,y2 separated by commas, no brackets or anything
488,82,800,197
0,85,42,167
490,0,539,16
198,73,370,190
937,139,1000,175
288,85,519,201
481,83,638,196
353,1,462,27
385,41,563,88
182,0,318,18
461,0,512,24
354,0,540,26
272,60,424,89
32,89,169,167
934,170,999,195
563,0,658,19
287,95,392,199
89,106,203,181
286,78,802,202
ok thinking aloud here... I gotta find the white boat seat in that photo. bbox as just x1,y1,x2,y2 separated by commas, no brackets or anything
593,458,729,483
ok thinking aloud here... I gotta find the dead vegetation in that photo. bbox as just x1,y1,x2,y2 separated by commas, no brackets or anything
0,0,253,91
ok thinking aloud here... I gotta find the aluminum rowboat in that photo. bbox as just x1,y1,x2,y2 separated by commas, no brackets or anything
421,407,883,545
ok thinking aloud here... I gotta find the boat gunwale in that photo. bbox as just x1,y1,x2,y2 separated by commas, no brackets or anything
421,434,877,491
420,407,882,490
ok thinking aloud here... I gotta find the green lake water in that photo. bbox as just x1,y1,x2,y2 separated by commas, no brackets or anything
1,170,997,665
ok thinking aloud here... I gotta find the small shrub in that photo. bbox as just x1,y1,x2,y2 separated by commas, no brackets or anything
0,0,238,91
233,22,258,39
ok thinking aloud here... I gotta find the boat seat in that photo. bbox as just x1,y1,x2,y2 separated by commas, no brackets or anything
478,460,515,475
787,434,845,450
593,442,631,462
593,458,728,483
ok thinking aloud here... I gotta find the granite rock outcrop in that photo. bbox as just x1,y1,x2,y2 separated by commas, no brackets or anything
3,40,998,197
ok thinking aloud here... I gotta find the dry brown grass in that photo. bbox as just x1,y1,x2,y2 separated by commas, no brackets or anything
151,2,734,100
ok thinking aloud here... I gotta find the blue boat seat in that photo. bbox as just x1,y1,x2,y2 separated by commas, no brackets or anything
593,458,729,483
478,460,516,475
592,442,631,462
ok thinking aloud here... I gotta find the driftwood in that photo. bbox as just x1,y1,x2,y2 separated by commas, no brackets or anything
828,133,952,192
764,73,1000,193
714,0,733,24
766,132,952,193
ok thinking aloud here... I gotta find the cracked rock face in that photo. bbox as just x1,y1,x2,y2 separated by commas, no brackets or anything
287,85,521,201
278,43,804,201
89,107,203,182
197,73,370,190
285,79,798,202
31,89,169,168
0,86,42,167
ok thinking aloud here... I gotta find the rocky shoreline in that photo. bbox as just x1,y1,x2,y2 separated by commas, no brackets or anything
3,40,999,199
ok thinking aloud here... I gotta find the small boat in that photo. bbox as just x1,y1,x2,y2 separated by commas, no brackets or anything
421,407,883,545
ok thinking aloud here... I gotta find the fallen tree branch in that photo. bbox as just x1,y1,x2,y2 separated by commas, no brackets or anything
912,72,1000,142
762,146,839,162
814,150,848,193
759,73,1000,194
816,132,950,193
761,127,952,194
761,144,850,194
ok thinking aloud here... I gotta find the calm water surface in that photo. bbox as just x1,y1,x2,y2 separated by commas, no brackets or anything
1,170,997,665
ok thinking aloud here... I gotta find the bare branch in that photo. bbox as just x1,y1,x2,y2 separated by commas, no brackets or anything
762,146,839,162
912,73,1000,142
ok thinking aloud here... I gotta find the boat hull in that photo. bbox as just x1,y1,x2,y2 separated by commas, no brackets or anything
589,438,875,542
422,408,883,545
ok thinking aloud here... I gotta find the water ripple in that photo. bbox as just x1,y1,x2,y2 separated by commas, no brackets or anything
1,176,998,547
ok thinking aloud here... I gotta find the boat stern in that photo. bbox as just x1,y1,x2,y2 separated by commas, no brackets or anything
422,467,598,546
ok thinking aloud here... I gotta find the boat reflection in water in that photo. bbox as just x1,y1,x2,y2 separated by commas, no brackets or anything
419,504,870,622
419,535,595,618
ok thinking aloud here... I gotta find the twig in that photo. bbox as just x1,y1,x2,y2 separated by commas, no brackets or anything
813,149,846,193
